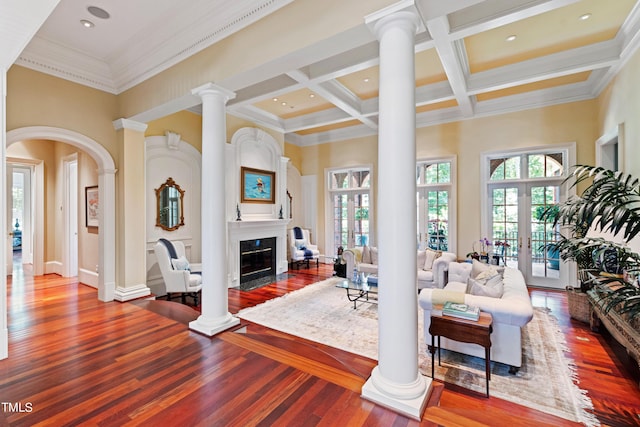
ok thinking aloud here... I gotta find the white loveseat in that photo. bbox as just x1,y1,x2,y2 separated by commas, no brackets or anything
342,246,457,289
418,262,534,369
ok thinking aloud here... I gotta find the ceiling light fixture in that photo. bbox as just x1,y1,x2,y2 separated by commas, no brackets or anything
506,35,517,42
80,19,95,28
364,78,370,83
580,13,592,21
281,102,287,106
272,97,278,102
87,6,110,19
309,93,315,98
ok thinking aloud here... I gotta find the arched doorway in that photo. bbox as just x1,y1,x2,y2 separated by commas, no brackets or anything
6,126,116,302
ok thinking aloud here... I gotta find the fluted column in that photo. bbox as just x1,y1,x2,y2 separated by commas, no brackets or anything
362,3,431,420
190,83,240,336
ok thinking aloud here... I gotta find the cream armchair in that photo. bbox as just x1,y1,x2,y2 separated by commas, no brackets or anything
154,238,202,305
289,227,320,269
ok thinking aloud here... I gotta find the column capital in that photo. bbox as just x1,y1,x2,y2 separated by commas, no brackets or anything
191,82,236,103
112,118,147,132
365,1,423,40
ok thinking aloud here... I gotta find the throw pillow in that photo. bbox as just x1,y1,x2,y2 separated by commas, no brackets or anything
295,238,307,249
171,256,190,271
370,247,378,265
423,249,442,271
470,259,502,279
467,274,504,298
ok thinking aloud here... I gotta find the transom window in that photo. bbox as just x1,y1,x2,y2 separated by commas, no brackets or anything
489,152,564,181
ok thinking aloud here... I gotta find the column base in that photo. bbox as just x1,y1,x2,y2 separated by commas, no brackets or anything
189,313,240,337
113,284,151,302
361,366,432,421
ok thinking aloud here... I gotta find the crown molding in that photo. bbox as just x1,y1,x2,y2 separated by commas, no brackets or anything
17,0,293,95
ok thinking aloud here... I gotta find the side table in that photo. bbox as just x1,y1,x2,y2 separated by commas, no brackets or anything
429,311,493,397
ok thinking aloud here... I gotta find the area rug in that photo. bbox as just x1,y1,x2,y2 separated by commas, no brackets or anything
237,277,598,427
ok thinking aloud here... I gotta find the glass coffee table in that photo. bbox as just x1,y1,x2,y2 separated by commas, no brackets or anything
335,275,378,309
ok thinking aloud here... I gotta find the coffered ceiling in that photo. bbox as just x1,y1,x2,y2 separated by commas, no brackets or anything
10,0,640,146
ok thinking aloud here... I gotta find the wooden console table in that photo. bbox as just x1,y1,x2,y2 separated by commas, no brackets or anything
429,311,493,397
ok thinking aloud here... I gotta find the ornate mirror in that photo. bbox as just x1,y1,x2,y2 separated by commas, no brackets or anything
155,177,185,231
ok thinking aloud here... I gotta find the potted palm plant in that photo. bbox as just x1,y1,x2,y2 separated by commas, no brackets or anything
544,165,640,327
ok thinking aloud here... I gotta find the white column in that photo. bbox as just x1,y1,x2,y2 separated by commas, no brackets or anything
362,3,431,420
1,68,8,359
190,83,240,336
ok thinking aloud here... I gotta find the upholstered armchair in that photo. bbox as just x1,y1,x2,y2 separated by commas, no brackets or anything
288,227,320,268
154,238,202,305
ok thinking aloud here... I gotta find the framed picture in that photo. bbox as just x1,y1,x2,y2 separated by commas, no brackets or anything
85,186,99,228
241,167,275,204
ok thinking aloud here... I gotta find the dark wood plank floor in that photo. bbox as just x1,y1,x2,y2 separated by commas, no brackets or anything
1,261,639,426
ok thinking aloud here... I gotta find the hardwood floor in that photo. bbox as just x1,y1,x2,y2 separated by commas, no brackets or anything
1,262,639,426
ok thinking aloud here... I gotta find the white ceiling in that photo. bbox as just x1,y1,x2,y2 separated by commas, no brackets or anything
8,0,640,146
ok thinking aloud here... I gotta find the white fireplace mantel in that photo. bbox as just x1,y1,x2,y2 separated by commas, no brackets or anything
227,219,290,288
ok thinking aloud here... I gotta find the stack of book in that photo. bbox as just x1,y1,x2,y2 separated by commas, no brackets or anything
442,301,480,321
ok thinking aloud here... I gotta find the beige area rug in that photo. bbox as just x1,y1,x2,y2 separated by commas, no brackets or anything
237,278,599,427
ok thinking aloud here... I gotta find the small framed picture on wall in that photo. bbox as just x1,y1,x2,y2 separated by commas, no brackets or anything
85,186,99,228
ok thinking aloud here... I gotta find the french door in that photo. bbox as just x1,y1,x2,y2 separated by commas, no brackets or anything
489,182,565,288
417,188,450,251
332,191,370,252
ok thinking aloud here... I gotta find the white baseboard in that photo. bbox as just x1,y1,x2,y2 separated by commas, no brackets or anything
78,268,99,288
114,284,151,302
45,261,62,275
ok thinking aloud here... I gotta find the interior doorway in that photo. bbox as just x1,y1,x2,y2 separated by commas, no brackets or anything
6,164,35,277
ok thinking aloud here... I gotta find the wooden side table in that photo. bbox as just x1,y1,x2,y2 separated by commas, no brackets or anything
429,311,493,397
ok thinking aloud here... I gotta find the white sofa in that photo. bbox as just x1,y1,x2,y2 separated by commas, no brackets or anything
343,246,457,289
419,262,534,369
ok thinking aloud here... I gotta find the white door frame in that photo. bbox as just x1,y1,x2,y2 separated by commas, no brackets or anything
7,159,43,274
5,164,13,276
63,154,78,277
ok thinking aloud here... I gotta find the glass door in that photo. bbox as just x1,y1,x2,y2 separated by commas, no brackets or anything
331,191,370,252
417,189,449,251
489,183,563,288
329,168,372,255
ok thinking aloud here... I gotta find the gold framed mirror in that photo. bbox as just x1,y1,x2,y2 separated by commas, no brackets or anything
155,177,185,231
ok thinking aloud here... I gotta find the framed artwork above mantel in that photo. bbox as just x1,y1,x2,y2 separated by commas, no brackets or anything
241,167,275,204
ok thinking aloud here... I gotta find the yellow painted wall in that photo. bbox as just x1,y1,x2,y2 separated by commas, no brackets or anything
7,66,119,162
146,110,203,152
284,142,303,172
597,46,640,176
301,100,598,258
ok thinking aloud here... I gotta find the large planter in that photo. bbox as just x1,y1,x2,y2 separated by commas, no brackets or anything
566,286,589,323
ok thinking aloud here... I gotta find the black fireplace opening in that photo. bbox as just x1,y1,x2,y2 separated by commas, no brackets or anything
240,237,276,287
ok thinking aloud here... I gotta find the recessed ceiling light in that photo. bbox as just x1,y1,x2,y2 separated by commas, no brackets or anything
580,13,592,21
506,35,517,42
281,102,287,106
272,97,278,102
309,93,315,98
87,6,110,19
364,78,370,83
80,19,95,28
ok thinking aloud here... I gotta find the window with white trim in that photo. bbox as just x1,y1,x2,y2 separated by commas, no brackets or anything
416,158,456,252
